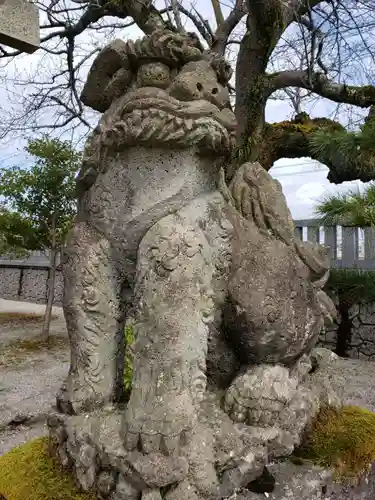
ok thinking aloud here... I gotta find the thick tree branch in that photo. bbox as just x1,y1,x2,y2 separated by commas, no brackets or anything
211,0,247,55
290,0,327,18
268,70,375,107
259,113,344,171
235,0,287,145
211,0,225,28
170,0,185,33
104,0,169,34
42,0,169,42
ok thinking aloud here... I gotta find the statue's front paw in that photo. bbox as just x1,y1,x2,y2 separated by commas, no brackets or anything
224,365,298,427
123,391,196,456
56,375,97,415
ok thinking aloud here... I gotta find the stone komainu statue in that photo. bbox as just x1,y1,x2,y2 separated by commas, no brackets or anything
51,29,338,500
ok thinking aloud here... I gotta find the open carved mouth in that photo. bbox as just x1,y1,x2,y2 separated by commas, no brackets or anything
98,87,237,154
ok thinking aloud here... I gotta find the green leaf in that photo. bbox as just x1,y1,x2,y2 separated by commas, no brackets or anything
315,183,375,228
0,136,80,255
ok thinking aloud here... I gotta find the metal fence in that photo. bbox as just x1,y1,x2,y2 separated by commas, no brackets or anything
294,220,375,270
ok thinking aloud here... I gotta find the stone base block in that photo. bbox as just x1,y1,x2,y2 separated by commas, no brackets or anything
0,0,40,54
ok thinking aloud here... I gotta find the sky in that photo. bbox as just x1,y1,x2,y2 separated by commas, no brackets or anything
0,0,371,221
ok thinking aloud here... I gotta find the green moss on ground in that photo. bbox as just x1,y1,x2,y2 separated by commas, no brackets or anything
296,405,375,483
7,334,67,353
0,334,67,367
0,312,57,324
0,437,95,500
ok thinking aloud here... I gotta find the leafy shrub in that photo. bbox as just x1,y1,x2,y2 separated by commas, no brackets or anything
326,269,375,307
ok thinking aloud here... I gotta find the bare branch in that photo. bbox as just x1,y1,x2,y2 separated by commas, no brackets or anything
170,0,185,33
268,70,375,108
211,0,225,28
161,3,212,44
211,0,247,55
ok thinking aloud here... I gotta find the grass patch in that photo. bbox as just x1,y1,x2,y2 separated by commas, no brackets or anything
295,405,375,483
0,437,95,500
0,334,67,367
0,312,58,325
7,334,67,353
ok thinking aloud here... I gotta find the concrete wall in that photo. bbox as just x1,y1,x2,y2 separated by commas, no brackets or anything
319,303,375,360
0,265,63,306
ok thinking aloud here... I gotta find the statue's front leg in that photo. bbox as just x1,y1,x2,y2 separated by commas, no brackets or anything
57,221,129,415
122,214,216,456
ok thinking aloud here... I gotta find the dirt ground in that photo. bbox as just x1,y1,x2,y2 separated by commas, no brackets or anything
0,300,69,455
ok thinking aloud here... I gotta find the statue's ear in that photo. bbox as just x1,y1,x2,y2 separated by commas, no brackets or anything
80,39,133,113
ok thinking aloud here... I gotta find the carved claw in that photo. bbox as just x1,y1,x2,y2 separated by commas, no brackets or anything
123,391,196,456
56,375,98,415
224,366,298,428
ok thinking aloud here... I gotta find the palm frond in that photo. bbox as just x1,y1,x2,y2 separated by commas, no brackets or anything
316,184,375,228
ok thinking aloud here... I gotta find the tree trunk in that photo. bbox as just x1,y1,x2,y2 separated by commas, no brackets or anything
235,1,286,152
42,215,57,339
42,248,57,339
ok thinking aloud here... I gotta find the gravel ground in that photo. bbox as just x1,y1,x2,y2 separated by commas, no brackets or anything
0,300,69,455
329,357,375,412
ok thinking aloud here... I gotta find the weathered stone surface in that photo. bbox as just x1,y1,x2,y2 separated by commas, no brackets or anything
52,27,342,500
0,0,40,54
57,443,72,469
240,461,375,500
238,425,295,459
75,463,96,492
81,39,130,112
97,470,117,497
141,489,163,500
113,474,139,500
164,480,200,500
222,162,335,366
311,347,339,366
237,461,333,500
219,445,267,497
224,358,343,453
127,453,189,488
224,365,309,442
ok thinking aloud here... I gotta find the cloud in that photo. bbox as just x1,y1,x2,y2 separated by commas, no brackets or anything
271,158,370,220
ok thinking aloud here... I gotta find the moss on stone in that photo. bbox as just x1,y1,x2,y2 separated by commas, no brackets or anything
296,406,375,483
0,437,95,500
123,321,135,393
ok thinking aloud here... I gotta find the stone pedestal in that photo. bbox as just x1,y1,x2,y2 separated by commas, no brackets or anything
0,0,40,53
